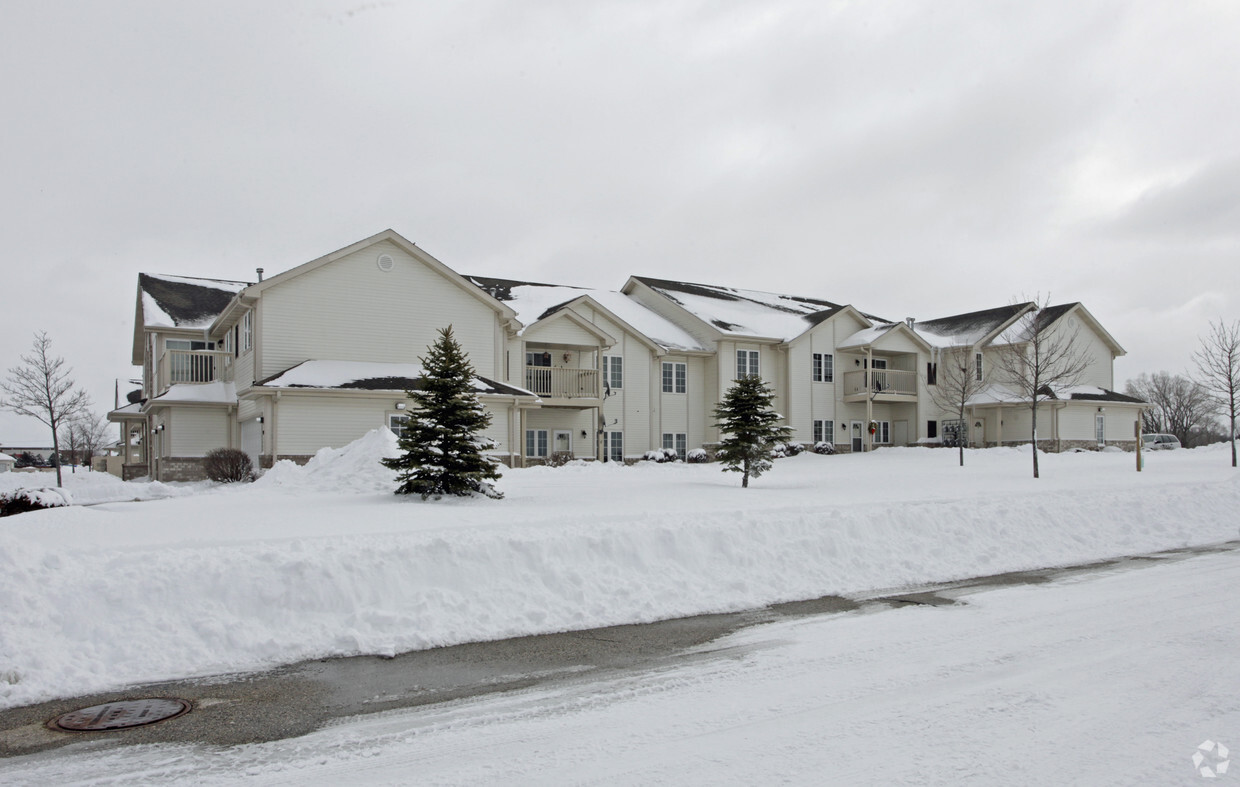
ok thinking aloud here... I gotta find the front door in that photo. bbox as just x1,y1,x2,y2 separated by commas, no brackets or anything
893,420,908,447
554,430,572,457
851,420,864,453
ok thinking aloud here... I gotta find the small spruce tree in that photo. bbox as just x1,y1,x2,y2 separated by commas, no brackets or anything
712,374,793,488
382,326,503,499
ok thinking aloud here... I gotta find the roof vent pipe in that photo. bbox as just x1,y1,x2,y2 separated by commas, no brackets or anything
905,317,915,329
256,268,264,282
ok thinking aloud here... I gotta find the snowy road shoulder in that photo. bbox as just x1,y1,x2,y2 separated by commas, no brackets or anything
5,548,1238,785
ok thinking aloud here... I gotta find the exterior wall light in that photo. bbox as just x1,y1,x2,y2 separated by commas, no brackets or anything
395,402,407,410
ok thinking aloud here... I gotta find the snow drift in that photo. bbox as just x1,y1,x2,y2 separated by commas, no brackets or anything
1,431,1237,709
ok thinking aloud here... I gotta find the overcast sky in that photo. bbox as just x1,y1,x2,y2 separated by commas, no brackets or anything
3,1,1238,446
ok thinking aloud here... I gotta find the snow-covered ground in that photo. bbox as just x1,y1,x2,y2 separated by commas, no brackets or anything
1,432,1237,713
5,549,1238,784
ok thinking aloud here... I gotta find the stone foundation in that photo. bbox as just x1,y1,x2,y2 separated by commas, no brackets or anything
158,457,209,482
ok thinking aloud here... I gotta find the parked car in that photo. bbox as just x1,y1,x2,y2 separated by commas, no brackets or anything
1142,433,1181,450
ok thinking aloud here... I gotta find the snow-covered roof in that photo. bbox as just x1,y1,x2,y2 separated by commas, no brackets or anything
139,273,250,330
630,276,879,341
467,276,710,352
968,384,1145,407
837,324,900,350
151,381,238,404
912,304,1033,348
0,453,15,463
258,360,535,398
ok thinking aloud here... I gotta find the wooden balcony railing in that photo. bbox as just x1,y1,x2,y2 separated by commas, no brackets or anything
524,366,599,399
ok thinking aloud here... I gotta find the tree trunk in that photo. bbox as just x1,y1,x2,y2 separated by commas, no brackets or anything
958,442,963,467
1031,405,1040,479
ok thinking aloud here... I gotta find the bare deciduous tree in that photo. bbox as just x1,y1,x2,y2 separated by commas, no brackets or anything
992,298,1090,478
925,348,991,467
1193,319,1240,468
1123,371,1215,447
1,332,92,487
59,412,112,470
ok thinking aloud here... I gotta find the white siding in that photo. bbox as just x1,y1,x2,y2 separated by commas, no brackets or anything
523,316,599,347
258,240,502,382
273,393,511,456
170,408,231,456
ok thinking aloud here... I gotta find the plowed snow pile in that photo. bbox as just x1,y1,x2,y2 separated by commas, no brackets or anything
1,430,1237,709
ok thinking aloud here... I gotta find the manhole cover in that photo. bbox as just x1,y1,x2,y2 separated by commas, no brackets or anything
52,698,190,732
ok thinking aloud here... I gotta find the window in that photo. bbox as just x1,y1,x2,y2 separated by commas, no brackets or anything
662,361,686,394
663,432,687,460
241,311,253,352
605,431,623,463
813,353,834,383
224,330,234,355
1095,414,1105,445
388,413,409,438
603,355,623,390
975,352,983,382
737,350,760,379
927,420,938,439
525,429,549,457
873,420,891,444
526,351,552,367
926,362,937,386
813,420,834,443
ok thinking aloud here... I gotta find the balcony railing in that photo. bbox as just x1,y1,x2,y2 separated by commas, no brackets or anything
159,349,232,389
524,366,599,399
843,368,917,398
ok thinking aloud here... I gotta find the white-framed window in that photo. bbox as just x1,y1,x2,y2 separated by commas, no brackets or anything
926,362,937,386
812,353,834,383
663,432,687,460
662,361,686,394
603,355,623,390
813,419,834,444
526,351,552,367
223,330,234,355
1095,414,1105,445
873,420,891,444
241,311,253,352
737,350,760,379
525,429,549,457
975,352,983,382
388,413,409,438
605,431,623,463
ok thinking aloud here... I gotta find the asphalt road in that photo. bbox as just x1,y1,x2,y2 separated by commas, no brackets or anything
3,540,1236,759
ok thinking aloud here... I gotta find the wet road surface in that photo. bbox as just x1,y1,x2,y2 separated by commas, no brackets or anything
3,540,1237,758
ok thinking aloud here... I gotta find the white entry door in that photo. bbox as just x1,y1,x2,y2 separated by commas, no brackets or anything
241,418,262,470
893,420,908,447
851,421,864,453
554,430,572,456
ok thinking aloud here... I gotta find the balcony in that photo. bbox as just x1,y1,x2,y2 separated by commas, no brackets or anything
524,366,599,401
158,349,232,392
842,368,918,402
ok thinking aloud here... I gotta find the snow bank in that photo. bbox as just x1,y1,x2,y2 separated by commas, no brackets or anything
1,433,1237,709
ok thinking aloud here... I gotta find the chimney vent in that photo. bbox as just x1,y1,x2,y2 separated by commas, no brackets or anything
256,267,264,282
905,317,915,329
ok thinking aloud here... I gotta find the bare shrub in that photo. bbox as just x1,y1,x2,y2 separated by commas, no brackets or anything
204,448,254,483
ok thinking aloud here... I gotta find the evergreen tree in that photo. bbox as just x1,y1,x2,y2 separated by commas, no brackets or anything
382,326,503,499
712,374,793,488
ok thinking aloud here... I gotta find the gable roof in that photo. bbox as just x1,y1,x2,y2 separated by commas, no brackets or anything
913,303,1035,349
138,273,250,329
467,275,710,353
255,360,534,398
994,302,1125,355
238,229,518,326
838,321,934,352
133,273,250,363
625,276,884,342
